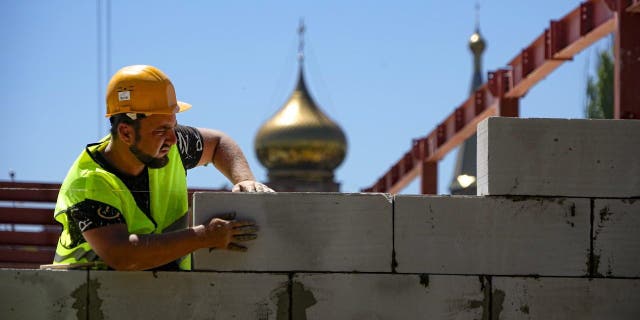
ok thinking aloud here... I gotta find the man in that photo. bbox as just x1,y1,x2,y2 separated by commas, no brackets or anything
53,65,273,270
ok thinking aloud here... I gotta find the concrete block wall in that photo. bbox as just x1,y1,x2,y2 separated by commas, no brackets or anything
394,196,590,276
493,277,640,319
477,117,640,198
593,199,640,277
0,269,86,319
292,274,487,319
1,269,288,320
191,193,393,272
2,117,639,319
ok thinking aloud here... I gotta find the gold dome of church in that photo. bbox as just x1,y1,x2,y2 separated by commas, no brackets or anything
255,68,347,174
469,28,486,55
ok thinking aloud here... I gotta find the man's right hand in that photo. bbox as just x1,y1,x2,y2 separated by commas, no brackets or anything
204,213,258,251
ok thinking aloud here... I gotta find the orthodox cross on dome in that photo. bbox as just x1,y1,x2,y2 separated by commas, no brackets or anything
298,18,305,64
475,1,480,31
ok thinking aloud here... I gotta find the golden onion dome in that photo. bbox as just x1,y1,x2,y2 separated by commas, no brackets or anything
469,28,486,56
255,69,347,172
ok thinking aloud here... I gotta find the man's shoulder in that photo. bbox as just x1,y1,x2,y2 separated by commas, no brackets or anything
61,148,122,196
175,125,204,169
175,125,202,149
58,161,128,214
64,146,113,180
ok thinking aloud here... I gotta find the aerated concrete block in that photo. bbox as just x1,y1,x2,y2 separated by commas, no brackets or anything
89,271,288,320
395,195,590,276
593,199,640,277
0,269,88,319
493,277,640,319
192,192,393,272
293,273,487,320
477,117,640,197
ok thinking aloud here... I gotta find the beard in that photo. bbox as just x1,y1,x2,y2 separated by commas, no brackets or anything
129,144,170,168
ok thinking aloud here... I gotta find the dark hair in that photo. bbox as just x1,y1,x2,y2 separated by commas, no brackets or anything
109,113,147,138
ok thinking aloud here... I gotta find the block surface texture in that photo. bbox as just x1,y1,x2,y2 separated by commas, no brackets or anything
192,192,393,272
477,117,640,197
293,273,487,320
493,277,640,319
89,271,288,320
395,195,590,276
0,269,88,319
593,199,640,277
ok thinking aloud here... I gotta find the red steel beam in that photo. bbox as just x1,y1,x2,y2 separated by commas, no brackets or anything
508,0,615,98
0,207,57,225
420,161,438,194
0,230,60,246
362,0,618,194
0,181,226,204
0,247,55,264
0,182,61,203
368,84,506,194
628,0,640,12
610,0,640,119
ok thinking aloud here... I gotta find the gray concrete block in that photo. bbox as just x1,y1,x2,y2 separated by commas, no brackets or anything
477,117,640,197
192,192,393,272
593,199,640,277
0,269,88,320
395,195,590,276
89,271,288,320
493,277,640,320
293,273,487,320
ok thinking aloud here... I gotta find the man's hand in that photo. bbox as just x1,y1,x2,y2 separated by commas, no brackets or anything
204,213,258,251
232,180,275,193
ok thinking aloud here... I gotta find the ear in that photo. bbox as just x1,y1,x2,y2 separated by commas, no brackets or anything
117,123,135,146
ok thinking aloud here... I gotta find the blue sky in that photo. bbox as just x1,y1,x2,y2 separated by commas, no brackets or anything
0,1,610,194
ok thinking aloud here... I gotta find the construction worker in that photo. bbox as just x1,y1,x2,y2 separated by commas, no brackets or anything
52,65,273,270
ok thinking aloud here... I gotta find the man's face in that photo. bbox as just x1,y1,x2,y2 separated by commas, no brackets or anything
129,114,178,168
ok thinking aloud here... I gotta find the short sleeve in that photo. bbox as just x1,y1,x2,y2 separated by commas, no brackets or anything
175,125,204,170
67,199,126,232
62,199,126,247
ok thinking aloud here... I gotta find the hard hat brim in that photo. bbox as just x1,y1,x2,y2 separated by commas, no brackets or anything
177,101,192,113
104,101,192,117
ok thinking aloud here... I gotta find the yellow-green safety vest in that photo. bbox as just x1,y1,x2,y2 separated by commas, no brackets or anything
53,138,190,270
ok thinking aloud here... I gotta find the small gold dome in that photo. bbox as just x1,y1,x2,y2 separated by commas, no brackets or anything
255,69,347,174
469,29,486,55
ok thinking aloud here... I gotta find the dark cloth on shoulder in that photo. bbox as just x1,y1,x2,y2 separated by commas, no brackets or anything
175,125,204,170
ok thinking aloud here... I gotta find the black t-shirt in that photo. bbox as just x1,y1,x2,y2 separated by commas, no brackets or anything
64,125,204,249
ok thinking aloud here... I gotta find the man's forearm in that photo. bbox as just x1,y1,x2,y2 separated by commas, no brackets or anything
213,135,256,184
120,226,209,270
84,224,210,271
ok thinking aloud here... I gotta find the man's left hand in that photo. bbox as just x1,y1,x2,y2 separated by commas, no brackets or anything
232,180,275,193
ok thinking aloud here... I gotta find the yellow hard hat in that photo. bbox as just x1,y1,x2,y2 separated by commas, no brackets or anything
105,65,191,117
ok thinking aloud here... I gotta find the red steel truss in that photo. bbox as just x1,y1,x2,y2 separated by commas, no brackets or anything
362,0,639,194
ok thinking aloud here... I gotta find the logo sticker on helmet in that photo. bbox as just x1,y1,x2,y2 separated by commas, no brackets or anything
118,91,131,101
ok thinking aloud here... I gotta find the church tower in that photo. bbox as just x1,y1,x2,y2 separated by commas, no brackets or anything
254,21,347,192
449,5,486,195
